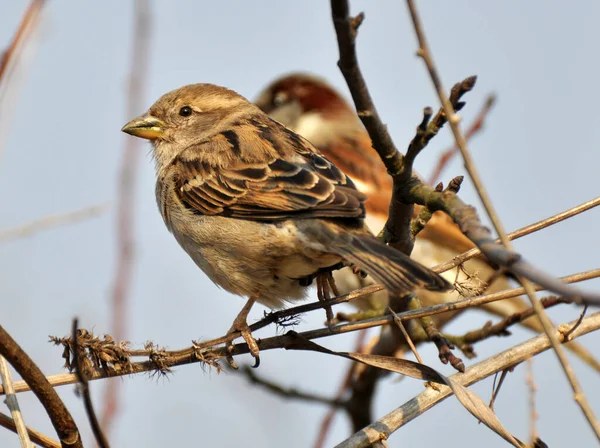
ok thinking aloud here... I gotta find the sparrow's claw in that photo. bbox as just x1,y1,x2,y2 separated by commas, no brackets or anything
226,297,260,369
316,272,338,329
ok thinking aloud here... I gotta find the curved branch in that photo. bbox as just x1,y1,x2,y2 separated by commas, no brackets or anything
0,326,82,448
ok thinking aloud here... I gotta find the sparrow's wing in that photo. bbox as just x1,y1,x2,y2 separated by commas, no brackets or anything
172,119,367,221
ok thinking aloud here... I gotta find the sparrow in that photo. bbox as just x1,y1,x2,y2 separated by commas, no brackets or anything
122,83,452,367
255,73,600,370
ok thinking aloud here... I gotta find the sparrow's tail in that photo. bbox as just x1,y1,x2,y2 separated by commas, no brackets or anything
327,230,452,296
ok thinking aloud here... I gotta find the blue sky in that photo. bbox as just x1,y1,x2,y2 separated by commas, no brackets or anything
1,1,599,447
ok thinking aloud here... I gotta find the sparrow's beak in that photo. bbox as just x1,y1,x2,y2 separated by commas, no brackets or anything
121,115,165,140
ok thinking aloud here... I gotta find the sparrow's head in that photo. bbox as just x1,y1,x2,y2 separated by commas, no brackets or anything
255,73,359,144
122,83,254,167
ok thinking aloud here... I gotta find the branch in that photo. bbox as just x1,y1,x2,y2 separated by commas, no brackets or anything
1,268,597,397
0,204,108,243
432,195,600,275
242,366,346,408
336,312,600,448
102,0,152,436
0,0,45,162
331,0,414,256
0,412,60,448
72,319,109,448
0,326,82,448
0,356,32,447
447,296,572,356
427,94,496,185
0,0,45,82
405,0,600,438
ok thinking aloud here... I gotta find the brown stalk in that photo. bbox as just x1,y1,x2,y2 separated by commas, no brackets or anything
101,0,152,436
0,326,82,448
336,312,600,448
2,268,598,397
0,0,45,82
72,319,109,448
0,204,108,243
0,412,60,448
426,94,496,185
405,0,600,437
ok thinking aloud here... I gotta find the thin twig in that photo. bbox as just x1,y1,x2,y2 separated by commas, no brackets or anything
454,296,570,348
2,268,598,397
242,366,346,408
330,0,415,256
562,305,588,341
0,0,45,81
72,319,109,448
336,312,600,448
526,359,538,445
314,330,367,448
389,308,423,364
488,369,509,412
0,411,60,448
0,0,45,162
427,94,496,185
0,357,32,447
432,196,600,275
0,204,108,243
406,0,600,438
102,0,152,436
0,326,82,447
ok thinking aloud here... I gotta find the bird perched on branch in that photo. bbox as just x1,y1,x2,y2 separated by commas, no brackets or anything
122,83,452,367
255,72,600,370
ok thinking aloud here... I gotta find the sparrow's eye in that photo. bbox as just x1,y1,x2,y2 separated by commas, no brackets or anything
179,106,193,117
273,91,288,107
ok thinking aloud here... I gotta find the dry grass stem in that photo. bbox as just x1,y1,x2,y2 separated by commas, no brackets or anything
0,411,60,448
405,0,600,437
433,196,600,275
0,204,108,243
0,357,32,447
336,312,600,447
102,0,152,436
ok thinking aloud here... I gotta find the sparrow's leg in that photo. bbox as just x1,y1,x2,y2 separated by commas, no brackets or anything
226,297,260,369
316,272,338,328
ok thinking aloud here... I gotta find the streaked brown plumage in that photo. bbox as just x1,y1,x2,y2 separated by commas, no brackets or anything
122,83,451,365
255,73,600,371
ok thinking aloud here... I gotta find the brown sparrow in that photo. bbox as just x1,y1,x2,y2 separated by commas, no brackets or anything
122,83,452,366
255,73,600,369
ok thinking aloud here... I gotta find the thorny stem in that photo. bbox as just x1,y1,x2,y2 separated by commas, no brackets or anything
2,268,597,397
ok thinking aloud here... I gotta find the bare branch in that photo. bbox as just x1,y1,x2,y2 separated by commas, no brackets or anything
330,0,414,255
1,268,597,397
336,312,600,448
0,326,82,447
433,196,600,275
0,204,108,243
526,359,539,445
427,94,496,185
313,330,367,448
242,366,346,408
102,0,152,435
0,411,60,448
0,0,45,82
72,319,109,448
405,0,600,437
0,356,32,447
